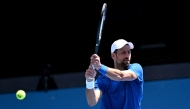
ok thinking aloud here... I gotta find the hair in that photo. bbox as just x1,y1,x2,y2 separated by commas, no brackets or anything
113,49,118,54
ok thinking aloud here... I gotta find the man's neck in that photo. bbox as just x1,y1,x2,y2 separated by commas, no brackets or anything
114,63,130,70
114,64,125,70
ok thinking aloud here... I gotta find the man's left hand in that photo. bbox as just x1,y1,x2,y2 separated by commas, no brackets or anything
90,54,101,71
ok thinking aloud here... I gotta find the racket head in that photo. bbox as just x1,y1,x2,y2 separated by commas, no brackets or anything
101,3,107,15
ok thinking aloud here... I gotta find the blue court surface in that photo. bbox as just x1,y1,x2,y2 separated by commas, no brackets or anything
0,78,190,109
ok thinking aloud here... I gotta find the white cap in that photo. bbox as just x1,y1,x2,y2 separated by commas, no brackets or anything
111,39,134,53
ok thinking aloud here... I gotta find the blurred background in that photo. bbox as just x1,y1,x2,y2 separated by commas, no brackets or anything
1,0,190,109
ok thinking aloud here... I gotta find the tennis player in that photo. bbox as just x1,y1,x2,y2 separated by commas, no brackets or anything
85,39,143,109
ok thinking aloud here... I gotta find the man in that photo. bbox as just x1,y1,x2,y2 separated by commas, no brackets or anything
85,39,143,109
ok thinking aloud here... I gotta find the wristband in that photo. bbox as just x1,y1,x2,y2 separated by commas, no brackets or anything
86,78,94,89
98,64,108,75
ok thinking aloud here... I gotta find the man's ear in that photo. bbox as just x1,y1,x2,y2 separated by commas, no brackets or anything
111,53,115,60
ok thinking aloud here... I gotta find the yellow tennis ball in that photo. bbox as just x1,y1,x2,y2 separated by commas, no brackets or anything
16,90,26,100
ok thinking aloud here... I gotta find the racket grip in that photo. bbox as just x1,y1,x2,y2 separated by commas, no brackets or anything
88,65,95,80
88,77,94,80
92,65,95,69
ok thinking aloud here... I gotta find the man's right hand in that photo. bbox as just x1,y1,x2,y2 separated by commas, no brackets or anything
85,65,97,81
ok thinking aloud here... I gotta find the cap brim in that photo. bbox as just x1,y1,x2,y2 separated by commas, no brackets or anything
128,42,134,49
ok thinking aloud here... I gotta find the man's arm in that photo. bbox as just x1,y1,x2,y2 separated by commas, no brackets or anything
86,86,102,107
85,66,102,107
105,67,137,81
90,54,142,82
96,63,143,81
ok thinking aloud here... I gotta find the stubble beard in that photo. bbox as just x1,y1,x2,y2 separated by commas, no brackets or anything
116,58,130,69
121,60,130,67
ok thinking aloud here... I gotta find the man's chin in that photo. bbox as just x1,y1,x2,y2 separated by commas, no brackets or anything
121,62,130,67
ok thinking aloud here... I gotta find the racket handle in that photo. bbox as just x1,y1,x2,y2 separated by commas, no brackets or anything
92,65,95,69
88,77,94,80
88,65,95,80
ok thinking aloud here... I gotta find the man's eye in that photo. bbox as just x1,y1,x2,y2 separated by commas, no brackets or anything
121,51,126,54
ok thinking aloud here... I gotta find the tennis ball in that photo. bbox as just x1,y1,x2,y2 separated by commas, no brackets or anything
16,90,26,100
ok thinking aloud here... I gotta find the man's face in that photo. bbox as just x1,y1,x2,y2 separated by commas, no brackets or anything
113,45,131,67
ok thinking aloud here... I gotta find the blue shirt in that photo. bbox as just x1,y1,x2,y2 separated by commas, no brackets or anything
94,63,143,109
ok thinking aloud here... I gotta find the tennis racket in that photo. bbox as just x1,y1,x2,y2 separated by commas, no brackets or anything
94,3,107,54
91,3,107,72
